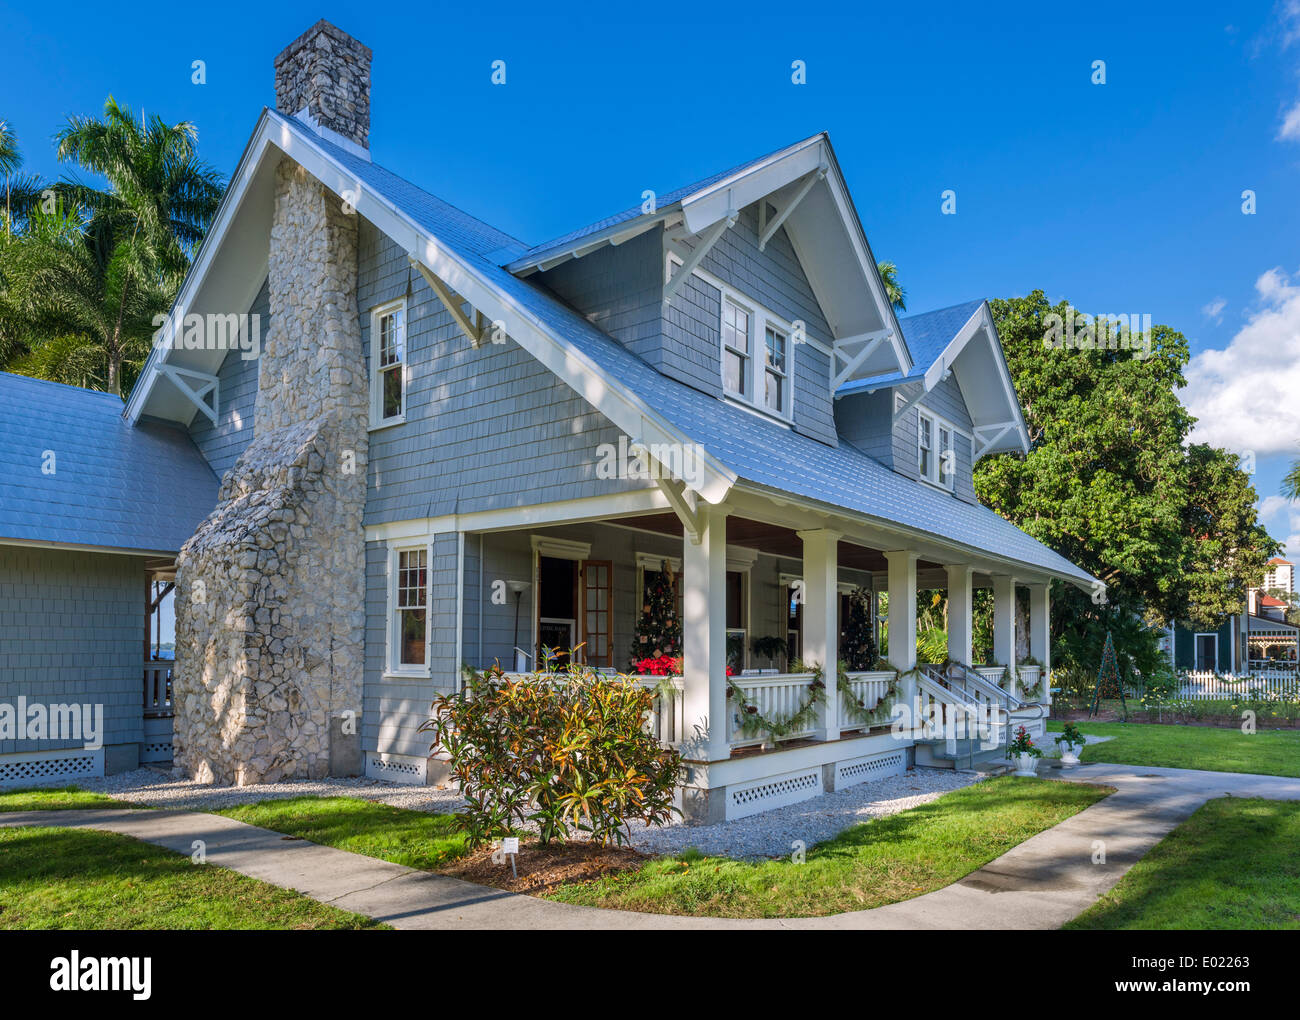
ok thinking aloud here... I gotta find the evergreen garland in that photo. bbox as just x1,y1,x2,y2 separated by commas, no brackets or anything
727,662,826,742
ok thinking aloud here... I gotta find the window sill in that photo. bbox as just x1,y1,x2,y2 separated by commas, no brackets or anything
919,476,956,494
369,415,406,433
721,395,793,428
382,670,431,682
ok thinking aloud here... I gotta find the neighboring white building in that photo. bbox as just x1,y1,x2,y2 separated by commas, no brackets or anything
1264,557,1293,596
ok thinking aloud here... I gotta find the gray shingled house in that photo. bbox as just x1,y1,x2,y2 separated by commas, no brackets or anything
0,20,1098,821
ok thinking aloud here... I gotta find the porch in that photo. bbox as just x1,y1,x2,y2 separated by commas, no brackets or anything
458,491,1055,823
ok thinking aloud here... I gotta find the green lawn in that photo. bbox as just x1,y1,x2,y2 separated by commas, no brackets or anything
549,777,1109,918
0,825,385,929
217,796,470,870
0,785,134,811
1047,720,1300,777
1067,797,1300,929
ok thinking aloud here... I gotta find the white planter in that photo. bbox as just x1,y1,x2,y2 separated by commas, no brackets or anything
1058,742,1082,765
1012,751,1038,777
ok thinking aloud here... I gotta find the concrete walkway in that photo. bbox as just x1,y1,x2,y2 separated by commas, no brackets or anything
4,763,1298,929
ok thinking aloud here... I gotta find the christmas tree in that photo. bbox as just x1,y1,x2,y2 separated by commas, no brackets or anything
1089,630,1128,719
631,560,682,670
841,587,877,670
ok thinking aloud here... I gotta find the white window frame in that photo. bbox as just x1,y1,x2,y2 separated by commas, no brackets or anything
762,322,790,417
1193,632,1218,672
665,252,797,423
916,408,963,492
369,298,408,430
386,543,431,679
722,297,754,403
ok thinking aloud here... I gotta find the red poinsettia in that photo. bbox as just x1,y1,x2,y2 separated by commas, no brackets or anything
633,654,681,676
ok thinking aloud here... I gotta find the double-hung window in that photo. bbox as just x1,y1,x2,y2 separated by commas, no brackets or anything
371,300,407,427
392,547,428,673
763,325,787,414
722,300,751,398
918,410,957,491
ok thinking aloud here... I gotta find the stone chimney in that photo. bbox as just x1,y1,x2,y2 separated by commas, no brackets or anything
274,20,371,150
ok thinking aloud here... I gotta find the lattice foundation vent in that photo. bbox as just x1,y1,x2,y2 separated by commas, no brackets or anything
835,749,907,790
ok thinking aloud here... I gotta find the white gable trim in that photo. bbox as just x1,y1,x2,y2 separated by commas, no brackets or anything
127,109,738,507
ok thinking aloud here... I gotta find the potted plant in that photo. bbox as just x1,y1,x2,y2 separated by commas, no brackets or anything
1055,721,1084,764
1006,725,1041,776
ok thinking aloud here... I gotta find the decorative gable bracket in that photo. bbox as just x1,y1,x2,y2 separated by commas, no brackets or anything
973,421,1019,458
157,364,220,426
831,327,895,392
758,164,827,252
409,255,489,347
663,210,738,308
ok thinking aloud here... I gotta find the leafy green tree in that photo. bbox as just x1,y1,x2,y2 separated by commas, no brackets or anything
976,291,1277,680
1282,452,1300,501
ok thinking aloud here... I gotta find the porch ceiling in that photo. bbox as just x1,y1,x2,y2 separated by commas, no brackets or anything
623,512,942,574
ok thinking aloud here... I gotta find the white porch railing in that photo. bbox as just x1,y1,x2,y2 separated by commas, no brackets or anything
839,670,897,730
727,672,819,747
1172,671,1300,701
143,663,173,718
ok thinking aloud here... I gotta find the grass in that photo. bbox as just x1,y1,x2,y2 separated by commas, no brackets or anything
547,776,1110,918
0,825,385,929
1047,719,1300,777
1067,797,1300,929
0,785,134,812
216,796,470,870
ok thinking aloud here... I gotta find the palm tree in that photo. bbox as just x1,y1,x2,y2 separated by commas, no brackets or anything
0,98,224,393
56,97,223,280
878,260,906,312
1283,452,1300,501
0,199,165,393
0,120,46,236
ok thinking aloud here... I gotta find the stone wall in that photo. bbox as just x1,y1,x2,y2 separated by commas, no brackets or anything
173,159,368,785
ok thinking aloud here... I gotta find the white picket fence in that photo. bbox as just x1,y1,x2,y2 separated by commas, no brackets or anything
1173,671,1300,701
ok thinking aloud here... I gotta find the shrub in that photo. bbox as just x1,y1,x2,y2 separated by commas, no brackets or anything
423,660,682,848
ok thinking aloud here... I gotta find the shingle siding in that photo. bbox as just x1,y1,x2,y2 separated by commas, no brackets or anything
357,221,652,528
665,205,838,446
187,278,267,482
0,545,143,756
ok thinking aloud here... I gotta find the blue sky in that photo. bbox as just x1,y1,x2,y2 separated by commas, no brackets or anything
4,0,1299,550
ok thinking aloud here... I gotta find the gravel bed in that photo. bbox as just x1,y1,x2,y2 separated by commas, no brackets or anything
78,766,465,814
622,767,983,860
79,764,981,861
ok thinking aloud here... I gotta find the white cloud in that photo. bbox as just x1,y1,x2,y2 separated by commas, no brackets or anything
1258,494,1300,558
1279,100,1300,140
1202,296,1227,322
1182,267,1300,455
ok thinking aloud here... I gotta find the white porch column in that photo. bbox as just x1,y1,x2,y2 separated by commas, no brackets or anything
992,574,1017,695
885,551,918,736
1028,582,1050,704
682,505,730,763
945,564,974,667
799,528,842,741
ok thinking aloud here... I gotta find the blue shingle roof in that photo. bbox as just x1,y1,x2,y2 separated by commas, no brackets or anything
511,135,821,268
272,115,1094,585
0,373,219,553
837,299,985,397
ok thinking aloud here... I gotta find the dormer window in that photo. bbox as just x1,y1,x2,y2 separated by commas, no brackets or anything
370,299,407,428
918,410,956,491
718,291,793,420
764,325,787,414
723,299,751,397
